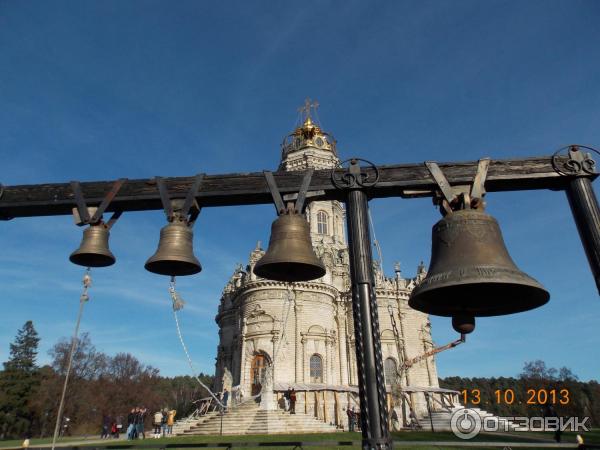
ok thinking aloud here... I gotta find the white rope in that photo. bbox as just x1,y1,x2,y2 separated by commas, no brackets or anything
168,278,295,417
271,284,294,363
51,269,91,450
368,207,384,270
169,277,225,409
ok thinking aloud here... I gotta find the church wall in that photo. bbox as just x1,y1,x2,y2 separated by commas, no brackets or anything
212,115,446,426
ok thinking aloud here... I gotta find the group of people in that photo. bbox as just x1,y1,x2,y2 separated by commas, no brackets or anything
152,409,177,438
101,407,176,440
126,407,148,439
283,387,297,414
100,415,123,439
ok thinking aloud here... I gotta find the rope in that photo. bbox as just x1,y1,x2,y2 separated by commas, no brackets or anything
51,269,91,450
367,208,384,270
169,277,225,409
271,284,294,363
168,278,296,419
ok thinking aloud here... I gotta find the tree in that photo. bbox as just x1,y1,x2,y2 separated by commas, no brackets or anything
520,360,558,381
0,321,41,438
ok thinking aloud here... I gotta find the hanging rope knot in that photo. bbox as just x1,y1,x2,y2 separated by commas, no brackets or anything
82,269,92,288
169,276,185,311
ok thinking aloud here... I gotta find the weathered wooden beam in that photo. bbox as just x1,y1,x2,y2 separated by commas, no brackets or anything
0,155,591,219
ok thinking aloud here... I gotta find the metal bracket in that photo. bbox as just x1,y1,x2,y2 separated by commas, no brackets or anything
70,179,126,228
552,144,598,177
154,174,203,225
331,158,379,190
263,169,314,215
425,158,490,215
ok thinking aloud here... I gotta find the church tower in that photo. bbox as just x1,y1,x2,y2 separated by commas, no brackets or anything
213,101,441,428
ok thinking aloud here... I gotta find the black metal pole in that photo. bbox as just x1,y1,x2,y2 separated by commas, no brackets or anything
566,176,600,294
344,160,391,450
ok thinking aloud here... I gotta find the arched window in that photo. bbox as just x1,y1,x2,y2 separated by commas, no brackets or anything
317,211,328,235
309,354,323,383
384,358,397,385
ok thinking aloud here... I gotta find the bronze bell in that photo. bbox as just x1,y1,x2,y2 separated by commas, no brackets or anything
409,208,550,329
145,219,202,276
254,212,325,282
70,223,116,267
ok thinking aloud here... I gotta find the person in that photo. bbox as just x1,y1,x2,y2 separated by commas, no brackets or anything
283,386,292,411
167,410,176,435
137,407,147,439
346,407,355,432
127,409,136,439
115,415,123,438
289,388,296,414
161,409,168,437
101,414,110,439
153,410,163,439
222,389,229,409
544,403,562,443
354,409,361,431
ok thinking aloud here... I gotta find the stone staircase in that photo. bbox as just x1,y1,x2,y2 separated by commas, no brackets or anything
177,401,340,435
418,406,528,432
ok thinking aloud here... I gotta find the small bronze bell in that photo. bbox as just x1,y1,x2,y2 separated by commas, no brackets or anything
70,223,116,267
145,219,202,276
409,208,549,324
254,212,325,282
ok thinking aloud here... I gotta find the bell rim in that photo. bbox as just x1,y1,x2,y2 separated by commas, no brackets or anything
144,259,202,276
409,281,550,317
69,252,116,268
253,261,326,283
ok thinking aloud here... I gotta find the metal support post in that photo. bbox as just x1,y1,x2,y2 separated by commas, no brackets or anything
567,176,600,294
556,146,600,294
339,159,391,450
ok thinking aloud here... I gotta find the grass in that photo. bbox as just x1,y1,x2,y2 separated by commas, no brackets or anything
1,429,598,450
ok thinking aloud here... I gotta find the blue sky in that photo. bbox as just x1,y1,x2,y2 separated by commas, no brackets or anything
1,0,600,381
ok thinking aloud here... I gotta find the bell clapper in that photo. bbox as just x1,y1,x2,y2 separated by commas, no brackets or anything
452,315,475,334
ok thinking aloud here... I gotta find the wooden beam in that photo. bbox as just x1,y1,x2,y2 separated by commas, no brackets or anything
0,155,591,219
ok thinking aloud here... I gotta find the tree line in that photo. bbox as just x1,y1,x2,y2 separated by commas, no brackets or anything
439,360,600,425
0,321,214,439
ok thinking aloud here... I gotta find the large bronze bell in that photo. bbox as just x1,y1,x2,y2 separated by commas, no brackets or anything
145,219,202,276
409,208,549,329
70,223,116,267
254,212,325,282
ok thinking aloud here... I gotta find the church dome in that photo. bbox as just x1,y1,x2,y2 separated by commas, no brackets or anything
280,102,337,162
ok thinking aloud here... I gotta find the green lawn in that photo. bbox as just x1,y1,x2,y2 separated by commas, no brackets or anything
2,429,598,450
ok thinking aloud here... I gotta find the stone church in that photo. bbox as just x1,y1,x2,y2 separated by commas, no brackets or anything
213,107,449,427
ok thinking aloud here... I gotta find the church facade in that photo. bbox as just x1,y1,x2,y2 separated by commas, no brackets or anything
213,111,442,427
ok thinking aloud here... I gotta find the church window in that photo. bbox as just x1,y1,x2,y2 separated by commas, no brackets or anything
309,354,323,383
384,358,397,385
317,211,328,235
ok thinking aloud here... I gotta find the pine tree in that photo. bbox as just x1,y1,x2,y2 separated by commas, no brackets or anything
0,321,41,438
